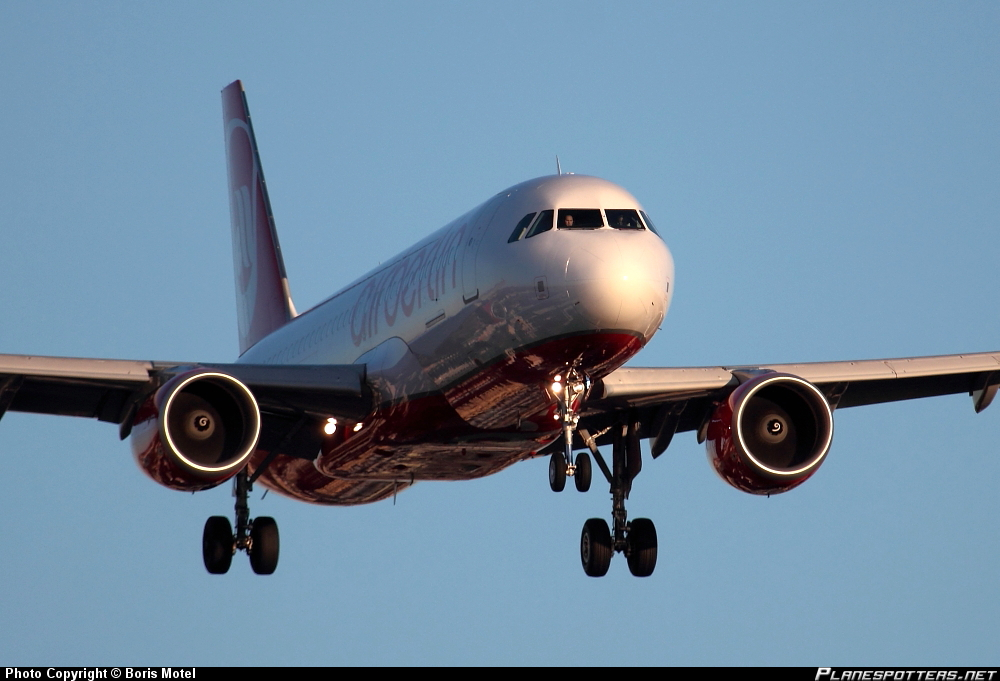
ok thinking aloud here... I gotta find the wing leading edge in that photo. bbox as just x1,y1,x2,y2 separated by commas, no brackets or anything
0,353,373,437
584,351,1000,457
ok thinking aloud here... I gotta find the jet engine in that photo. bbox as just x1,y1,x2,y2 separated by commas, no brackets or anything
706,373,833,495
131,370,261,491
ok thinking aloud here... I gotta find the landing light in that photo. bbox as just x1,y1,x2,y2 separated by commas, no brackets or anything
323,418,338,435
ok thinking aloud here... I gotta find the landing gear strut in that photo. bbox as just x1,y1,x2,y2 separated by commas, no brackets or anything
548,369,592,493
544,369,656,576
201,470,279,575
579,418,658,577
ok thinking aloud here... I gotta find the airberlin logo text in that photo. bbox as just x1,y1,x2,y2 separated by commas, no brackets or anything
350,225,465,346
5,671,196,680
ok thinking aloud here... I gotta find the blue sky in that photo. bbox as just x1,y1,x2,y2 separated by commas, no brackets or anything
1,2,998,665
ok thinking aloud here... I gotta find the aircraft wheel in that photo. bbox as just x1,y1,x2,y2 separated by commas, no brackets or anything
574,452,592,492
548,452,566,492
626,518,657,577
580,518,612,577
202,516,233,575
249,516,280,575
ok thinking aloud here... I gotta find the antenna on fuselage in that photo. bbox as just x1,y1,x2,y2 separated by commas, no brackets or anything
556,156,562,175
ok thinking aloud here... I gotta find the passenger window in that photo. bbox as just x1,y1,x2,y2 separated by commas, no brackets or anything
557,209,603,229
525,210,554,238
605,209,643,230
639,210,661,236
508,212,537,243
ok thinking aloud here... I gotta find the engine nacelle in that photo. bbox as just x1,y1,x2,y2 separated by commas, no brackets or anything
706,372,833,495
131,370,261,491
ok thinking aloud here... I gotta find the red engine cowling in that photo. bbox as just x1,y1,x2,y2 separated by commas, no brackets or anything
706,372,833,495
131,370,261,491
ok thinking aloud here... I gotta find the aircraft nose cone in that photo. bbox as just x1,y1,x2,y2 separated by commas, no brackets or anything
565,238,624,326
564,232,671,337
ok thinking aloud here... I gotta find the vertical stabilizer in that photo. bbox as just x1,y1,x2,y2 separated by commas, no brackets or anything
222,80,297,355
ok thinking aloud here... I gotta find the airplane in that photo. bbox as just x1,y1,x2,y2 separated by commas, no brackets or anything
1,80,997,578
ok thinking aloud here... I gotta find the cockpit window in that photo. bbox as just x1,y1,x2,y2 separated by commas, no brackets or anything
524,210,554,238
508,212,536,243
557,209,603,230
514,207,659,240
605,209,643,230
639,210,661,236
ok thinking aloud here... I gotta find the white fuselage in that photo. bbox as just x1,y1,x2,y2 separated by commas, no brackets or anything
242,174,674,503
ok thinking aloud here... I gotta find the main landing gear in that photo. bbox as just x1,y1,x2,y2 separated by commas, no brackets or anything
202,470,279,575
547,369,658,577
577,419,657,577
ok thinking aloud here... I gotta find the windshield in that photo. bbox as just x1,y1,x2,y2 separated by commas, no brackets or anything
639,210,660,236
511,207,659,240
605,209,643,230
525,210,554,238
557,209,603,229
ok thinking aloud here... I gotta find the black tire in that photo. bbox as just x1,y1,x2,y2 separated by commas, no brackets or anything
574,452,592,493
626,517,657,577
548,452,566,492
249,516,279,575
202,516,233,575
580,518,612,577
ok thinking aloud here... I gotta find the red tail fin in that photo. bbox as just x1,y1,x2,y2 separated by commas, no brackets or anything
222,80,296,355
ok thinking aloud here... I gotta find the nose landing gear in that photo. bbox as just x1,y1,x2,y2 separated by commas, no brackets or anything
548,369,592,493
549,450,593,493
201,470,279,575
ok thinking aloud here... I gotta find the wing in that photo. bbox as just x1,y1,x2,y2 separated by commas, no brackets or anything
582,351,1000,457
0,353,372,455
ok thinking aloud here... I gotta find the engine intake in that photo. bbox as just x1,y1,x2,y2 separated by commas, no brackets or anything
706,372,833,495
131,370,261,491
